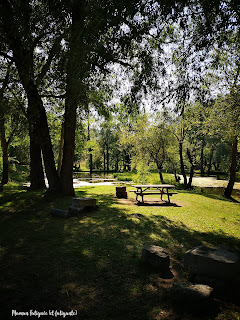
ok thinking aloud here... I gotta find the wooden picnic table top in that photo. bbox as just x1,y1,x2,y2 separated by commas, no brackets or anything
131,184,175,189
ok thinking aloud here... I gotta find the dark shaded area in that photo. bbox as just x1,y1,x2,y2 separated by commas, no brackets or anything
0,188,239,319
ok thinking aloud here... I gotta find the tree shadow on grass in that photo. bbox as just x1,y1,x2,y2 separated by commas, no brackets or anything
186,187,240,203
0,188,239,319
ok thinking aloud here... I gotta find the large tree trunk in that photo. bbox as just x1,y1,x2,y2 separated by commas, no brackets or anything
29,131,46,189
57,122,64,176
224,136,238,198
14,49,59,191
59,2,86,196
27,86,60,191
60,96,77,195
179,141,187,188
0,116,9,185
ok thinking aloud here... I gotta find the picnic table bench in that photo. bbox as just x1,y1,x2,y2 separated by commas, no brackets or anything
129,184,177,203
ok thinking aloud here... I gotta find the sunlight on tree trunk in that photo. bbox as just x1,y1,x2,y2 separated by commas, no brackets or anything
224,136,238,198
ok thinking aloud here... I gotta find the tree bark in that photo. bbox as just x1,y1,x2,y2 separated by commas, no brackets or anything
60,101,77,196
26,86,60,191
115,155,119,172
59,2,86,196
187,148,194,189
13,47,59,191
207,144,214,175
179,141,187,188
103,150,106,171
29,131,46,189
200,138,205,176
106,143,109,172
224,136,238,198
57,122,64,176
87,119,93,174
156,161,164,183
0,116,9,185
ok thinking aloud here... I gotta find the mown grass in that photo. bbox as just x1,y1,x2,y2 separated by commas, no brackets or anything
113,171,176,185
0,182,240,320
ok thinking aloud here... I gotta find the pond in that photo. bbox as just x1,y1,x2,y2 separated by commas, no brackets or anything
73,172,118,187
179,175,240,190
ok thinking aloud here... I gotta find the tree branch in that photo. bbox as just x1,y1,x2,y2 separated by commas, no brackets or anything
35,36,62,86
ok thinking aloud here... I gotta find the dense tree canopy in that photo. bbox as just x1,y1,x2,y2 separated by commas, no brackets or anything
0,0,239,197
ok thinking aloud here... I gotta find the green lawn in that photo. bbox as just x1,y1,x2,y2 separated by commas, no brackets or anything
0,183,240,319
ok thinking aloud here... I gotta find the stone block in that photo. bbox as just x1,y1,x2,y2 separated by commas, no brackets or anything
51,208,69,218
184,245,240,281
72,197,97,207
141,245,170,272
170,282,213,303
68,205,84,216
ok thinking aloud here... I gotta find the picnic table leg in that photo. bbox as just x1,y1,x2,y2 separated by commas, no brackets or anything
167,189,171,203
160,188,163,201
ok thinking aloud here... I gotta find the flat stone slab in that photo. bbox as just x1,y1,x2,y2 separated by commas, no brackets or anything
141,245,170,272
68,205,84,216
72,197,97,207
170,282,213,303
184,245,240,281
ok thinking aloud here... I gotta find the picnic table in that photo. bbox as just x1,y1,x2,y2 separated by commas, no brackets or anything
129,184,177,203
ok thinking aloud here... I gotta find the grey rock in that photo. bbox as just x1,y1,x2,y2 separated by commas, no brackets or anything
141,245,170,272
170,282,213,303
51,208,69,218
191,274,225,290
68,205,84,216
184,245,240,281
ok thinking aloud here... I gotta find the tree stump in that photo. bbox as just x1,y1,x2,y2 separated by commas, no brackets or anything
116,186,127,198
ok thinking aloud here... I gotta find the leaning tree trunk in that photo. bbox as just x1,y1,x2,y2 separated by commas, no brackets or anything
57,122,64,177
27,87,60,191
0,117,9,185
179,141,187,188
156,162,164,183
14,50,59,191
224,136,238,198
